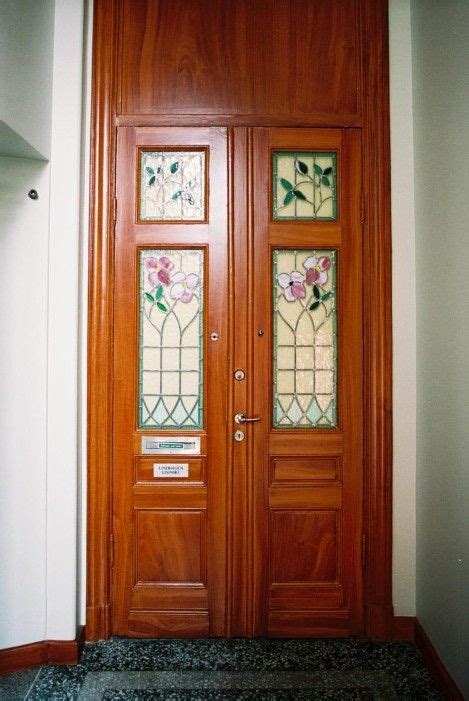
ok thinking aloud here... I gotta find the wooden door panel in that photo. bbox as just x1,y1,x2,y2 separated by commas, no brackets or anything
271,510,338,582
119,0,360,120
134,510,206,583
270,456,341,484
251,127,363,637
112,126,229,637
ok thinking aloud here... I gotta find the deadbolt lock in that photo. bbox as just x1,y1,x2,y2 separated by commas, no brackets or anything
234,369,245,381
234,430,245,442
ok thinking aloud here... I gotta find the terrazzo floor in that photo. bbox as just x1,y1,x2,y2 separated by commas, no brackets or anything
0,638,442,700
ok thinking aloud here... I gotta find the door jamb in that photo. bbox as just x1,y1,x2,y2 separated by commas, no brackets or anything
86,0,393,641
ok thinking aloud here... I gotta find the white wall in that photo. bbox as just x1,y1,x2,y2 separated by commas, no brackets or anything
0,0,85,649
411,0,469,694
0,158,50,647
389,0,417,617
0,0,55,159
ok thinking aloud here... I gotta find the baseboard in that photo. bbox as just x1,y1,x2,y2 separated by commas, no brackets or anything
415,620,464,701
0,626,85,675
392,615,416,641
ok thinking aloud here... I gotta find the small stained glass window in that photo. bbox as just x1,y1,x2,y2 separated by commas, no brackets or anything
273,249,337,428
140,150,206,221
139,249,204,429
273,152,337,220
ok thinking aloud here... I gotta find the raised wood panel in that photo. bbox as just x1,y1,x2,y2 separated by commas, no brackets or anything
131,584,208,610
135,457,205,485
135,510,206,584
268,610,351,638
128,611,209,638
119,0,360,120
271,510,338,583
271,457,340,484
270,584,344,610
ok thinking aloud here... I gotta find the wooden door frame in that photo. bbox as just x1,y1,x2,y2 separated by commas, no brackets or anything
86,0,393,641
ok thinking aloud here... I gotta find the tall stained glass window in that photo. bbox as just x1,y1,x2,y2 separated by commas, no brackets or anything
139,249,204,429
273,152,337,220
273,249,337,428
140,150,206,221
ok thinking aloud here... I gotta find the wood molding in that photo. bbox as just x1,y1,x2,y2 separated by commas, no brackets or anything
392,616,416,641
0,627,85,675
86,0,118,641
88,0,394,641
360,0,394,640
415,620,465,700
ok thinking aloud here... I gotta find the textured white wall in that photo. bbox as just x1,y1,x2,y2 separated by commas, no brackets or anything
0,158,50,647
389,0,417,616
0,0,54,158
46,0,85,641
411,0,469,694
0,0,85,649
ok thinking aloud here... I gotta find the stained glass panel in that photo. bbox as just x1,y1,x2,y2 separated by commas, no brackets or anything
273,152,337,220
140,150,205,221
139,249,203,429
273,249,337,428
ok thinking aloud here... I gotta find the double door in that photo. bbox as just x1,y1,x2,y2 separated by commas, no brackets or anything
112,126,363,637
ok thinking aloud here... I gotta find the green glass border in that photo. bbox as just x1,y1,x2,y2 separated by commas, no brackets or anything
138,248,204,430
272,151,338,221
272,248,338,429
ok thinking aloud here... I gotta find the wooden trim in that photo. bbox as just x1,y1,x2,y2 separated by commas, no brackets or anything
0,627,84,675
115,114,363,129
88,0,394,641
86,0,118,641
393,616,416,641
415,620,465,700
360,0,394,640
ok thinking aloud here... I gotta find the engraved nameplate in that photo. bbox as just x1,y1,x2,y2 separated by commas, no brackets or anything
153,463,189,478
141,436,201,455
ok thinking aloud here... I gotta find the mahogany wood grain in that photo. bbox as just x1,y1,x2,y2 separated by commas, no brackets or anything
0,627,84,674
270,457,341,484
361,0,394,639
250,127,363,636
86,0,118,642
119,0,360,120
88,0,393,641
135,457,205,486
112,127,229,637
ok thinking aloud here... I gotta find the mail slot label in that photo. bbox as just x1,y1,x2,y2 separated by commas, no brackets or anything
153,463,189,478
142,436,201,455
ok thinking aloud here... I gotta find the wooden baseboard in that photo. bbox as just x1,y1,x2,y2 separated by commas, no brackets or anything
392,615,416,641
415,620,464,701
0,626,85,675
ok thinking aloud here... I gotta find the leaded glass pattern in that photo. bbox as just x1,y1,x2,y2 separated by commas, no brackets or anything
273,249,337,428
139,249,204,429
140,150,205,221
273,152,337,220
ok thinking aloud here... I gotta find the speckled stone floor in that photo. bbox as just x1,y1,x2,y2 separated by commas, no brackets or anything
0,638,442,700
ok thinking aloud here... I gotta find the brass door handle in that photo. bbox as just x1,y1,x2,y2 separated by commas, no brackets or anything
234,412,261,424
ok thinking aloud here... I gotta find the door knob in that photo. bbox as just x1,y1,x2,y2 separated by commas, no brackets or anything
234,412,261,424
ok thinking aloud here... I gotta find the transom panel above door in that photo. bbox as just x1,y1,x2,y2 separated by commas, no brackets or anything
112,126,363,637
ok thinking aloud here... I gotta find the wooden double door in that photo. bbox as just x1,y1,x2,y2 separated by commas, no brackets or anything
112,125,363,638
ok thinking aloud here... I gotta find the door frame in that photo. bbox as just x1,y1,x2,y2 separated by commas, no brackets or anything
86,0,393,641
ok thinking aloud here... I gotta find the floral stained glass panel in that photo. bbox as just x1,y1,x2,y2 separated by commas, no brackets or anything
273,152,337,220
139,249,204,429
140,150,205,221
273,249,337,428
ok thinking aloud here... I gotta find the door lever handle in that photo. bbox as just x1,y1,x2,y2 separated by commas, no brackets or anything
234,412,261,424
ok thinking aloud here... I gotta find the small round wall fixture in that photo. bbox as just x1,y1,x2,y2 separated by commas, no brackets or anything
28,189,39,200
